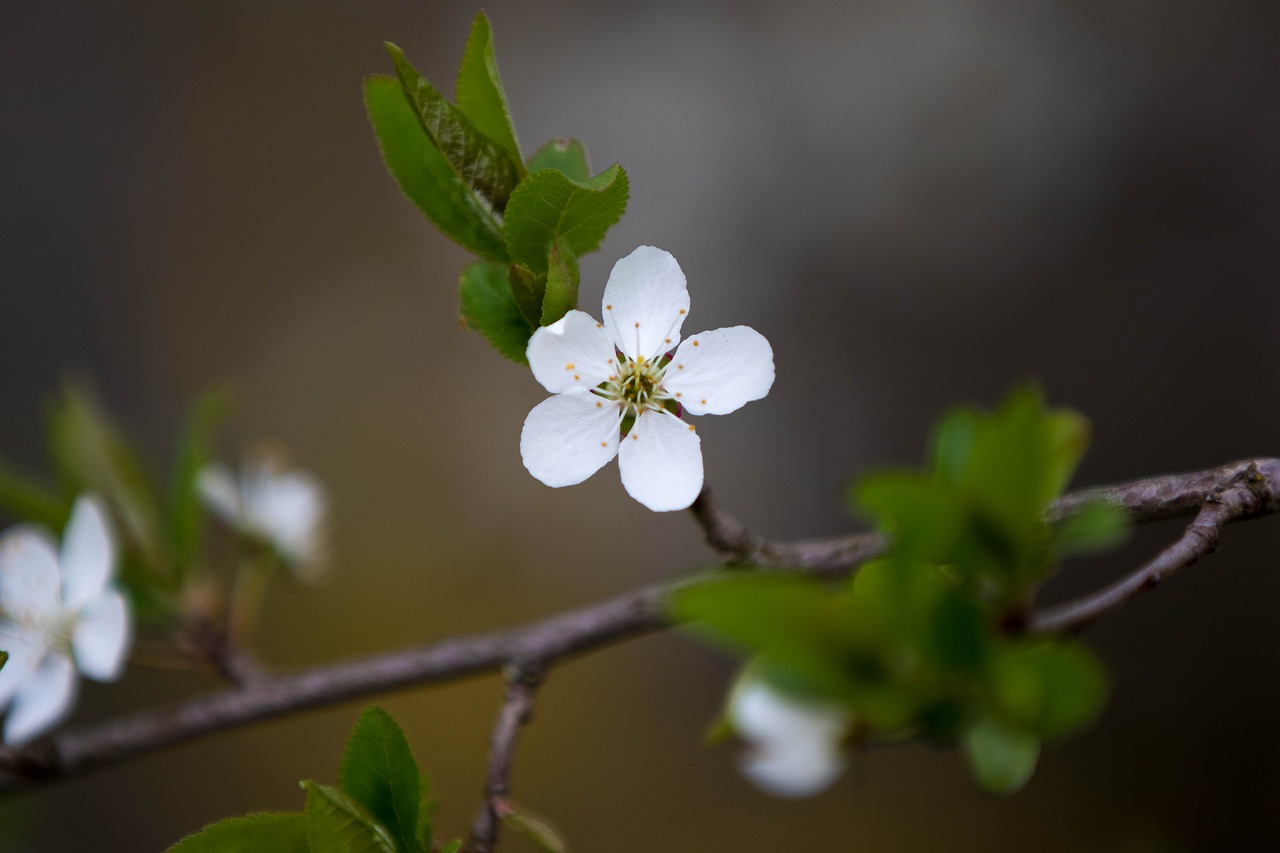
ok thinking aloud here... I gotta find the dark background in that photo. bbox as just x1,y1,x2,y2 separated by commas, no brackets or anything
2,1,1279,850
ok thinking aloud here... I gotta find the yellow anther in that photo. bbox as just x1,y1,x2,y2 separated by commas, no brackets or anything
678,309,686,315
692,340,699,347
565,362,575,370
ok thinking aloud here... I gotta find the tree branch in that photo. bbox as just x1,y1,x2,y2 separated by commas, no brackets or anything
0,459,1273,796
1031,461,1279,634
468,669,541,853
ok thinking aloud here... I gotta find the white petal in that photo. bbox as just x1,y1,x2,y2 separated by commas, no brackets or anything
729,680,851,798
4,653,77,745
602,246,690,362
72,589,131,682
617,410,703,512
60,494,116,612
197,462,243,524
0,528,62,623
526,310,619,394
663,326,775,416
0,628,45,708
248,472,327,568
520,393,622,488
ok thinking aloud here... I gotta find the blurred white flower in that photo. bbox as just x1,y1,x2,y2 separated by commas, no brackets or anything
727,675,852,798
0,495,132,745
521,245,775,512
198,453,328,581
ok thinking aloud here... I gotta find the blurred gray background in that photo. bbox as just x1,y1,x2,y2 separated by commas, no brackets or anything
2,0,1279,850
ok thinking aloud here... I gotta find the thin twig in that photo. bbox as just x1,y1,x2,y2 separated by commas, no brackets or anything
468,670,541,853
1032,462,1278,634
0,460,1273,795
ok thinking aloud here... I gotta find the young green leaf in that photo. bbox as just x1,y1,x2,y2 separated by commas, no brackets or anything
166,813,309,853
364,75,507,261
1052,500,1128,556
438,842,462,853
508,262,547,329
499,802,571,853
166,386,232,571
503,165,629,274
962,716,1039,795
541,238,580,325
0,456,66,529
458,261,535,364
455,11,523,168
526,139,590,182
339,707,425,853
304,782,399,853
990,642,1108,739
385,43,521,211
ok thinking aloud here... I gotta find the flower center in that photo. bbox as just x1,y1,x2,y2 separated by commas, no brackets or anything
596,352,672,421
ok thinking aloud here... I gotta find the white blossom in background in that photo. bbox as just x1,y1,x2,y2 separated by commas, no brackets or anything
197,453,328,582
0,495,132,745
521,246,775,512
727,674,852,798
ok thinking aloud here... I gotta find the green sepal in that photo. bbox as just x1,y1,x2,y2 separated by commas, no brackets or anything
364,75,507,261
339,707,426,853
166,813,309,853
454,12,523,168
541,239,580,325
304,781,399,853
457,261,534,364
526,138,590,182
385,43,521,211
503,164,629,274
508,263,547,329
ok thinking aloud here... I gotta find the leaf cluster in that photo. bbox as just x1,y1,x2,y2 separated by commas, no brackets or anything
167,707,461,853
365,14,629,364
674,386,1128,794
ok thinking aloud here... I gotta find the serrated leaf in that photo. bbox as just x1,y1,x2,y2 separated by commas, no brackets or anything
46,382,169,575
991,642,1108,739
455,12,522,167
459,261,535,364
526,139,590,182
339,707,424,853
364,75,507,261
0,456,66,529
499,802,570,853
541,238,580,325
962,717,1039,795
503,164,628,274
386,43,520,211
167,813,308,853
304,782,399,853
166,386,232,571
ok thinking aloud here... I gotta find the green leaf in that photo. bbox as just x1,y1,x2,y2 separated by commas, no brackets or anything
454,12,523,167
854,471,965,563
508,262,547,329
499,802,570,853
167,813,308,853
304,782,398,853
503,164,629,274
1052,500,1128,556
541,238,580,325
364,75,507,261
438,842,462,853
526,139,590,182
0,456,66,529
386,43,521,211
962,716,1039,795
458,261,535,364
339,707,424,853
46,382,169,575
991,642,1108,739
165,386,232,571
415,771,435,853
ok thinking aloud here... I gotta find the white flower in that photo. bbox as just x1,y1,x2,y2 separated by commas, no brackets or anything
197,453,328,581
520,246,775,512
0,495,132,745
727,675,852,798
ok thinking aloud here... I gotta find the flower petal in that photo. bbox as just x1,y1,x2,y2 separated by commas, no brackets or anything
60,494,116,612
197,462,243,524
662,326,775,416
249,471,327,570
521,393,622,488
729,679,850,798
617,410,703,512
602,246,690,361
0,528,62,623
4,653,77,746
0,628,44,708
72,589,131,682
526,310,619,394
